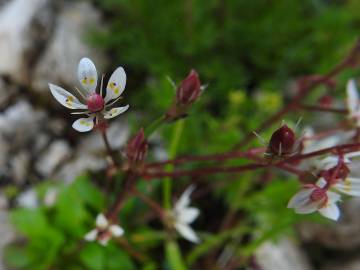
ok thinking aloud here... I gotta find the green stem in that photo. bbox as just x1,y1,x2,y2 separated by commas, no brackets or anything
163,120,185,209
165,240,188,270
144,115,166,138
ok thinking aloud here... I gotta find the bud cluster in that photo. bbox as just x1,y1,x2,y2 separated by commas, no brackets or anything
126,128,148,168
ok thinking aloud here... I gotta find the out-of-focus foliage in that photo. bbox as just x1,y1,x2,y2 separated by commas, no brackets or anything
92,0,360,116
6,0,360,269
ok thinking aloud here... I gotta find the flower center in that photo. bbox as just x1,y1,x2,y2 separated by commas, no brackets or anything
310,188,327,202
87,93,105,113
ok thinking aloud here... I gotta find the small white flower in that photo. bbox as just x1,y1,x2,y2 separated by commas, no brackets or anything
84,213,124,246
171,186,200,243
346,79,360,127
49,58,129,132
287,178,341,221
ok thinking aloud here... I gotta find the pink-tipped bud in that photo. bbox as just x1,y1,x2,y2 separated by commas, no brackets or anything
269,125,296,156
126,128,148,163
87,93,105,113
310,187,327,202
176,70,201,105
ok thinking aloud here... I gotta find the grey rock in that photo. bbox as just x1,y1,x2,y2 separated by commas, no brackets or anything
255,237,312,270
298,198,360,250
55,154,106,183
10,151,30,185
16,189,38,209
0,0,54,84
0,100,46,147
35,140,71,177
33,1,105,93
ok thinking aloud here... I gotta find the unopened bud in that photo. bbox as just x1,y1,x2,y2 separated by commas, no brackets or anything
176,70,201,105
126,128,148,163
269,125,296,156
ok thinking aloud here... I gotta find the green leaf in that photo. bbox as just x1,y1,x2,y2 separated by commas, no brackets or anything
165,240,187,270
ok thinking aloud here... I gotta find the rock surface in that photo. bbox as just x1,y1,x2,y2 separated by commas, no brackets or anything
0,0,54,84
255,237,313,270
33,1,105,93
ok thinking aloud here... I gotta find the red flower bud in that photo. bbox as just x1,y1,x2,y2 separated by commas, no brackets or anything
126,128,148,163
176,70,201,105
269,125,296,156
87,93,105,112
318,95,333,107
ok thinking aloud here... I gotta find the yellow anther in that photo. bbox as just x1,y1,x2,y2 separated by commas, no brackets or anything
344,179,352,192
89,78,95,85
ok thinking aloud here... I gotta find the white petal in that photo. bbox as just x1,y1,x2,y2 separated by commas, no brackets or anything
344,151,360,159
175,185,196,212
109,225,124,237
48,84,87,110
105,67,126,102
327,191,342,203
177,207,200,224
319,202,340,221
295,199,323,214
334,178,360,197
84,229,98,241
287,188,314,209
95,213,108,229
98,237,110,246
347,79,359,114
316,178,327,189
72,116,95,132
174,222,200,243
78,58,98,95
103,105,129,119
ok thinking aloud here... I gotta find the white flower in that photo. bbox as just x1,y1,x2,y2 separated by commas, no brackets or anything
172,186,200,243
49,58,129,132
84,213,124,246
315,151,360,172
287,178,341,220
346,79,360,127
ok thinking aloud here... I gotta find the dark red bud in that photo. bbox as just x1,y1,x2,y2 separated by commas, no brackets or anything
269,125,296,156
126,128,148,163
176,70,201,105
87,93,105,112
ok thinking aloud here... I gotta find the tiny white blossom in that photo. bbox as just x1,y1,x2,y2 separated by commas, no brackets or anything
172,186,200,243
84,213,124,246
287,178,341,221
49,58,129,132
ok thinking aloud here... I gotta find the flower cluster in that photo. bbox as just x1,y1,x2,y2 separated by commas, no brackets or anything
288,152,360,220
49,58,129,132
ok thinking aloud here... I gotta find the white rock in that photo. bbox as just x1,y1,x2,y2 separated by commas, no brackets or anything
255,237,312,270
55,154,106,183
35,140,72,177
0,0,53,84
16,189,38,209
33,1,105,93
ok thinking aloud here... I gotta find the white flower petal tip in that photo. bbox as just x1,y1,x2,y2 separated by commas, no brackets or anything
287,188,313,209
77,58,98,94
72,117,95,132
347,79,359,114
103,105,129,119
319,203,340,221
95,213,109,229
84,229,98,241
105,66,127,102
109,225,124,237
175,185,196,211
48,83,87,110
174,223,200,244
